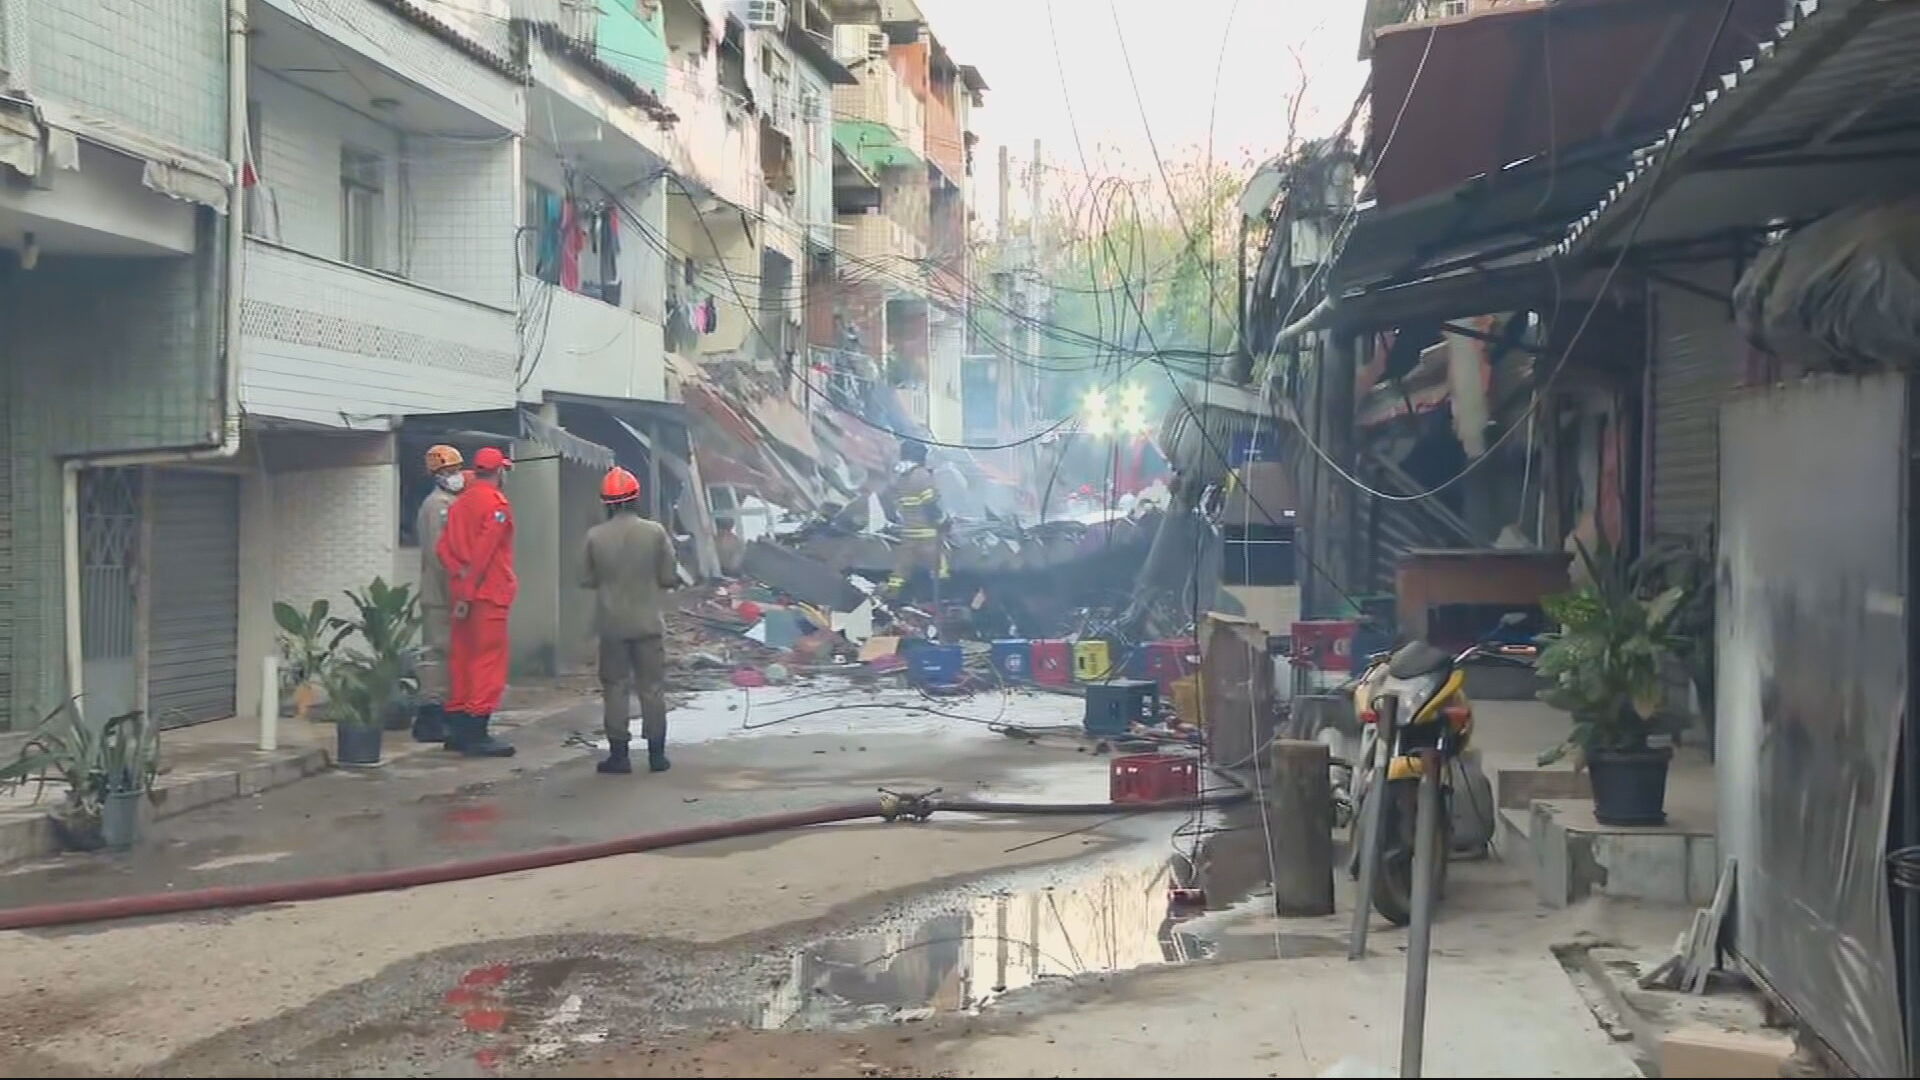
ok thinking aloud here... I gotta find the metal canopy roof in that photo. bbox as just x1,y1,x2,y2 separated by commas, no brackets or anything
1560,0,1920,255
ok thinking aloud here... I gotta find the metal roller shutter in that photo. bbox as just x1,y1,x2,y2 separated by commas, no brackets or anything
148,471,240,727
0,404,11,732
1649,286,1742,541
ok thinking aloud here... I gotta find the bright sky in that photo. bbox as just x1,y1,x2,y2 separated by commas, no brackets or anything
916,0,1371,218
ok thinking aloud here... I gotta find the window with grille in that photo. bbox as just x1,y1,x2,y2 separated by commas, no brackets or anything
340,146,385,269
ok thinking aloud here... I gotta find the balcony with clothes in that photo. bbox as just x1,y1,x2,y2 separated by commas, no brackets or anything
517,172,670,404
239,1,525,426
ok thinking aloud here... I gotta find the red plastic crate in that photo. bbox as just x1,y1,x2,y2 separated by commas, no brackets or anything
1290,619,1358,672
1139,638,1198,693
1109,753,1200,804
1031,639,1072,686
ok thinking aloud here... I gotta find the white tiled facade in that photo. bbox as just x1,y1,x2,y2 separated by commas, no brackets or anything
240,240,518,425
268,462,399,613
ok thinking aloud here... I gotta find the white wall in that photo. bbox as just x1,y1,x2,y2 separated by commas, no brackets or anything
235,444,398,722
257,0,524,132
241,240,518,425
252,70,404,270
409,136,519,308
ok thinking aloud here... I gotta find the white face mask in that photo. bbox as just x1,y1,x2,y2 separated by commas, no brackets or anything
437,471,467,493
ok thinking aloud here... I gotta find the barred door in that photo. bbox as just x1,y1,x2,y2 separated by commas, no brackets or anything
79,467,142,721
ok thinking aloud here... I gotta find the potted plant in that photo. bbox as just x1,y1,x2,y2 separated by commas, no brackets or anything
274,598,346,720
323,578,421,766
1536,540,1692,826
1633,535,1716,754
0,702,160,851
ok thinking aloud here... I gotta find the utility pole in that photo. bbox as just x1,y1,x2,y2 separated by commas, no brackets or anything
997,145,1011,243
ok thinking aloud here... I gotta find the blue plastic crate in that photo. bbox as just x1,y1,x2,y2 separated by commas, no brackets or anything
907,644,965,688
989,639,1031,681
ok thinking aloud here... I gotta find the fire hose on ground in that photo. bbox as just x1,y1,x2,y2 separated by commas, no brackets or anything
0,789,1250,932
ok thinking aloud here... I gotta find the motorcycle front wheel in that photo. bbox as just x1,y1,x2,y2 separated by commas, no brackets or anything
1370,778,1451,927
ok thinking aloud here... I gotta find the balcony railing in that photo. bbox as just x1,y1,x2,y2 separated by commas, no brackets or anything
239,239,517,425
838,212,927,265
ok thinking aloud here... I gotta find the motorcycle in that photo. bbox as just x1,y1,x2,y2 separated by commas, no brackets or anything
1342,615,1531,926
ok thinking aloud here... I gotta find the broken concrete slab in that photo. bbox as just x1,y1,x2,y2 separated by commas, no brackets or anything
741,540,865,611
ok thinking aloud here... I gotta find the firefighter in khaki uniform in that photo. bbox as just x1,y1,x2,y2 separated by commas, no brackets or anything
580,466,680,774
884,438,947,600
411,444,467,745
437,446,518,757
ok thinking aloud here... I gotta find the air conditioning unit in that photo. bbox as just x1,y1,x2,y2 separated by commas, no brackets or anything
866,31,887,58
744,0,788,30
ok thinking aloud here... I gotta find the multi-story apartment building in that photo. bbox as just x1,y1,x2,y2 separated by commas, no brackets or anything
0,0,973,733
0,0,240,731
815,0,983,445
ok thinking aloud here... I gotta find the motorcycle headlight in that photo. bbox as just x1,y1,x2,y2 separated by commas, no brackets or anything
1379,675,1438,723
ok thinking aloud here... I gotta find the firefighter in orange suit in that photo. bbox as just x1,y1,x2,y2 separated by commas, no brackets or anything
436,445,518,757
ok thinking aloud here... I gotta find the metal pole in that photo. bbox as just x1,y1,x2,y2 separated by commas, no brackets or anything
1347,697,1392,959
258,655,279,751
1399,746,1443,1078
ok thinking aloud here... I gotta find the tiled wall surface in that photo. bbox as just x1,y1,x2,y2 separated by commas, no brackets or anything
241,240,518,426
2,0,226,156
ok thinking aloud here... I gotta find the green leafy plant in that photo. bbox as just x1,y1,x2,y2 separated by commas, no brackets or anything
274,598,349,718
322,578,421,730
0,702,160,848
1633,534,1716,725
1536,539,1692,765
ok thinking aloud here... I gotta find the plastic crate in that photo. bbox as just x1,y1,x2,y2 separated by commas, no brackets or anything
1073,640,1113,682
906,644,964,688
989,639,1032,681
1083,679,1159,736
1110,753,1200,804
1138,638,1198,693
1290,620,1359,673
1170,674,1204,728
1032,640,1072,686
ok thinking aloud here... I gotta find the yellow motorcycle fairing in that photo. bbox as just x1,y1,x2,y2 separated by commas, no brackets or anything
1384,669,1471,781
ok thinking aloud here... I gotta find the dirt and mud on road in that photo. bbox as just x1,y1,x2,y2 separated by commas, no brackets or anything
0,681,1640,1078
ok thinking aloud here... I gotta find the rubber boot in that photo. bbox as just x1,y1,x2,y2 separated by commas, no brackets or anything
647,736,670,773
411,703,448,744
441,710,469,751
460,714,517,758
597,739,632,775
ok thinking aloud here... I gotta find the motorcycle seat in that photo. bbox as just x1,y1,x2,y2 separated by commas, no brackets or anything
1387,640,1454,679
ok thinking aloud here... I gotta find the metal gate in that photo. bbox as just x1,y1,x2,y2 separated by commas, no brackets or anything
79,467,142,722
147,471,240,727
1648,283,1742,541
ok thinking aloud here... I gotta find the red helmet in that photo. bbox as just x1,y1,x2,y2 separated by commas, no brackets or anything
600,466,641,505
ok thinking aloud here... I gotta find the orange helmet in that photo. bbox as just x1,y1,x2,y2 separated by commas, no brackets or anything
600,466,642,505
424,444,464,473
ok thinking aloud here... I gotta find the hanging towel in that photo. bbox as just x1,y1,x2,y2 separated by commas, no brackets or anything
599,208,622,307
559,198,586,293
536,190,563,284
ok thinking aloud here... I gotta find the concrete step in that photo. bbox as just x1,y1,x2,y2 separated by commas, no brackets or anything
1524,798,1719,909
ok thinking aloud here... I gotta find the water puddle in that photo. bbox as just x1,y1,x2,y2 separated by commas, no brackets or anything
751,839,1300,1030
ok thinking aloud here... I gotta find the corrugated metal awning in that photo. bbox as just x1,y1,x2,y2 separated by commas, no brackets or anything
1560,0,1920,255
517,407,614,470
